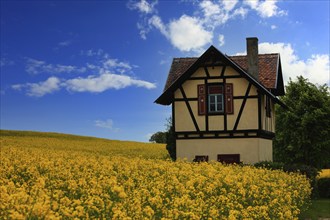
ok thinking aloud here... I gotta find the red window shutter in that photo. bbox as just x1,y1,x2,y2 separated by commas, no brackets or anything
225,83,233,114
198,84,206,115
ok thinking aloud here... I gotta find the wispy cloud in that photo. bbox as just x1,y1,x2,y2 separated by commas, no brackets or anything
80,49,104,57
218,34,225,47
243,0,287,18
58,40,71,47
94,119,119,131
129,0,287,53
65,72,156,93
13,53,156,97
127,0,157,14
12,76,61,97
0,57,14,67
25,58,86,74
271,25,277,30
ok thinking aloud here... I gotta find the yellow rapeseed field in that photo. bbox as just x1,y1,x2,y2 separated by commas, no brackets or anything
0,130,311,219
318,169,330,179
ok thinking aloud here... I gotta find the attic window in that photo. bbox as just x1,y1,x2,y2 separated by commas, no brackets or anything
198,83,233,115
208,85,224,113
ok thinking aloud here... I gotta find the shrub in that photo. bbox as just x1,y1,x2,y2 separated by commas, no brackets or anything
254,162,319,198
254,161,284,170
283,164,319,198
317,178,330,198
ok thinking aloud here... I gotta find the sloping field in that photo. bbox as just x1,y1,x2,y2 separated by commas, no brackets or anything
0,130,311,219
0,130,168,159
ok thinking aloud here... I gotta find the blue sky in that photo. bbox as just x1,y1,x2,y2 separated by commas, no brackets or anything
1,0,329,142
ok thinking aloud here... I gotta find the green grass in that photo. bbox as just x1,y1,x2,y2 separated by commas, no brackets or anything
300,199,330,220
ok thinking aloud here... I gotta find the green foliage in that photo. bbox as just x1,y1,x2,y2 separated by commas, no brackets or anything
274,76,330,169
299,199,330,220
254,161,319,197
283,164,319,198
317,178,330,198
165,125,176,161
254,161,284,170
165,117,176,161
149,131,167,143
148,117,176,160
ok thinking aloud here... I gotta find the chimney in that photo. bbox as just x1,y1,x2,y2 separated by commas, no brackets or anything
246,37,259,80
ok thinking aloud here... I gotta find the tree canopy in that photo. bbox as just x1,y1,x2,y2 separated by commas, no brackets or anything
274,76,330,169
149,131,167,144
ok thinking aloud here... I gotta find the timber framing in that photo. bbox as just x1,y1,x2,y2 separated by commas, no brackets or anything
155,45,285,108
179,86,200,132
233,83,252,130
175,130,275,140
156,43,285,163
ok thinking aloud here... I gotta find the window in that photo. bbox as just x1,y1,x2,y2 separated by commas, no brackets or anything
198,83,233,115
194,155,209,162
208,85,224,114
217,154,240,164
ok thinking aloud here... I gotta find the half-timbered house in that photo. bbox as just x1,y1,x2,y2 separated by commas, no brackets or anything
155,38,285,164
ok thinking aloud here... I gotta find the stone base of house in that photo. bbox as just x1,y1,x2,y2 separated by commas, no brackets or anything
176,138,272,164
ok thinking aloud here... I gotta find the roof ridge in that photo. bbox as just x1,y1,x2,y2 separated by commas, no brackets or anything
173,53,279,60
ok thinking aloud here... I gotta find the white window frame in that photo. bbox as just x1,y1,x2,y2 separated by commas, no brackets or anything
208,93,224,113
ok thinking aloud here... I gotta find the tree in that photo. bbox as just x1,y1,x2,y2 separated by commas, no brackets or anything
165,117,176,161
149,117,176,160
274,76,330,169
149,131,167,143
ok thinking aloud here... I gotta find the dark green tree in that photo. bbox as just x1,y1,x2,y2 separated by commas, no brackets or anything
149,131,167,143
150,117,176,160
165,117,176,161
274,76,330,169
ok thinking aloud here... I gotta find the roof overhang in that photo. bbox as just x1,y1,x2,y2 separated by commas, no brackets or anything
155,45,286,108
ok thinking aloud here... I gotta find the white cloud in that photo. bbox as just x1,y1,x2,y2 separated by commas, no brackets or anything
130,0,287,53
200,0,221,18
244,0,287,18
65,72,156,93
218,34,225,47
80,49,104,57
149,15,168,38
12,76,61,97
58,40,71,47
94,119,119,131
25,58,86,75
221,0,239,12
14,54,156,97
103,59,132,72
271,25,277,30
234,42,329,86
13,72,156,97
168,15,213,52
232,7,248,18
199,1,230,28
128,0,157,14
0,57,14,67
258,42,329,86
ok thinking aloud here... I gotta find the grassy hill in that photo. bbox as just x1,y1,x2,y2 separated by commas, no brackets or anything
0,130,168,159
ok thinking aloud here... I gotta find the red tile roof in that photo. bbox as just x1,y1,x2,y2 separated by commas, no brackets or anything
163,54,279,92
